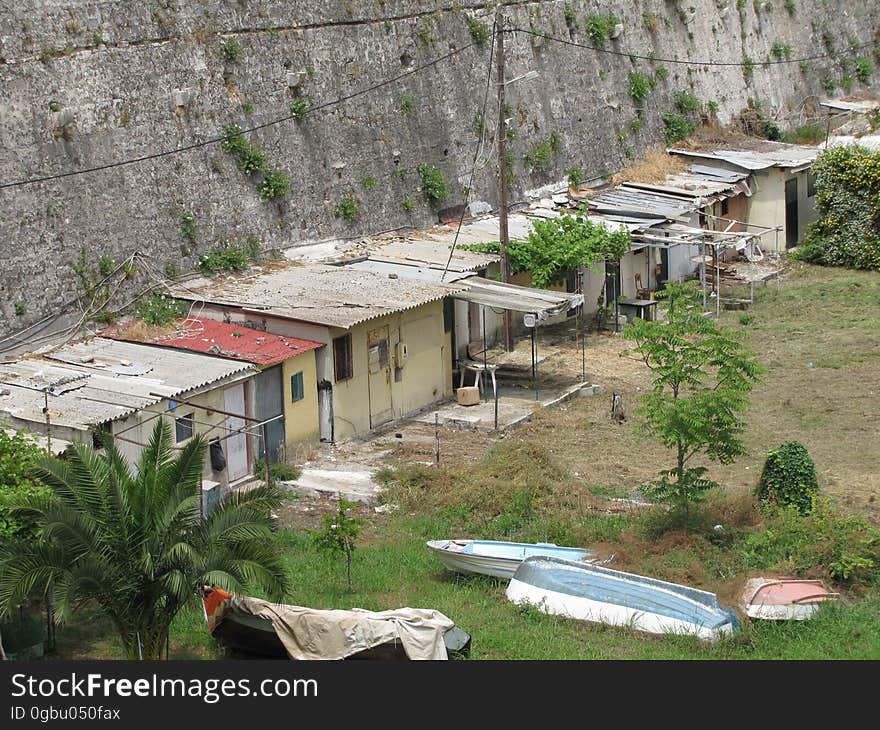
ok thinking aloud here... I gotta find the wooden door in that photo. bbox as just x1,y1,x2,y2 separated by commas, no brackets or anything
224,384,249,482
367,326,392,428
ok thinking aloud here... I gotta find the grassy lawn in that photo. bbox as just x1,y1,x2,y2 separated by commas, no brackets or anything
48,264,880,660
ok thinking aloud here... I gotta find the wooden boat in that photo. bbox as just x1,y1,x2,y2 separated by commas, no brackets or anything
427,539,599,581
201,587,470,660
506,556,738,641
741,578,839,621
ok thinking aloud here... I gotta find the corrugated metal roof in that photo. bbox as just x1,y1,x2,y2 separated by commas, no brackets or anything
171,263,462,329
819,99,880,113
452,276,584,315
0,339,256,431
104,318,323,366
668,142,818,170
345,260,474,284
588,187,698,220
367,238,499,272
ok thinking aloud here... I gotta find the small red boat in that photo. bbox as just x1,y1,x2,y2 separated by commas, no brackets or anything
741,578,839,621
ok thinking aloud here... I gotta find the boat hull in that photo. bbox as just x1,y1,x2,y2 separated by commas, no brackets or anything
506,556,737,642
742,578,838,621
427,539,593,581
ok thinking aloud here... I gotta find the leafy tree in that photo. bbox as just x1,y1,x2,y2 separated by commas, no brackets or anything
314,499,362,592
462,205,631,288
621,281,762,515
756,440,819,515
0,428,49,543
0,421,288,659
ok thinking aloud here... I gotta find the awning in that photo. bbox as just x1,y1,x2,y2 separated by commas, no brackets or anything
452,276,584,319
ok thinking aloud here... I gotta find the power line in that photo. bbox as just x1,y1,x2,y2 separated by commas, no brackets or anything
509,26,877,67
441,19,497,282
0,40,478,192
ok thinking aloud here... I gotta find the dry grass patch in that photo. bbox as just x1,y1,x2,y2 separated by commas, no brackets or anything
612,145,686,185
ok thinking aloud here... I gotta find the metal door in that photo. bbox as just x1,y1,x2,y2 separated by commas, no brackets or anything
785,178,799,249
367,326,392,428
223,383,249,482
254,365,284,463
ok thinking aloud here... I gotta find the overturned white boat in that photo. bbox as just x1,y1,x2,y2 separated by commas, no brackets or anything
506,556,738,641
741,578,839,621
427,539,598,581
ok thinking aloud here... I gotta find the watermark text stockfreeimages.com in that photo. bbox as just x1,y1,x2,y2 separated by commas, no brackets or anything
10,672,318,705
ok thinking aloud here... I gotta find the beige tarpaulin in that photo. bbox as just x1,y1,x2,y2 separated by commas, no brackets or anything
229,596,455,660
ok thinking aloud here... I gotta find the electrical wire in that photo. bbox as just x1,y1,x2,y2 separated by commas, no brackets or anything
508,26,878,67
0,40,478,191
440,19,497,282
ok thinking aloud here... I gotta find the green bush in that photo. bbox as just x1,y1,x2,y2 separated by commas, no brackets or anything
662,113,694,144
466,16,490,47
584,13,619,48
802,144,880,271
0,429,48,542
254,458,301,484
333,195,360,224
136,293,187,326
756,441,819,515
628,72,652,103
741,499,880,584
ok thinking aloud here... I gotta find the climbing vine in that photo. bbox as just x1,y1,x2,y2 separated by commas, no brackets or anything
220,125,290,201
462,205,631,287
798,144,880,270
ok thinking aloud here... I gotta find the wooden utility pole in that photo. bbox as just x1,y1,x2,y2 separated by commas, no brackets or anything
496,8,514,352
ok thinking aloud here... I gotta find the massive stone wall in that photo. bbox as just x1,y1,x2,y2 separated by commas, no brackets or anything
0,0,878,340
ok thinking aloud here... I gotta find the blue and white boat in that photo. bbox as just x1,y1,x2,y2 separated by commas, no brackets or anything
506,556,738,641
426,539,597,581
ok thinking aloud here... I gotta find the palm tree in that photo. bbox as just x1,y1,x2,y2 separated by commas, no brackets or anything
0,420,289,659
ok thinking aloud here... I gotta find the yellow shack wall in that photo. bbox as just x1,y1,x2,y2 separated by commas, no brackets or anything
281,349,320,448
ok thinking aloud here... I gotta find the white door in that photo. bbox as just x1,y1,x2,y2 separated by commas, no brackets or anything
224,384,249,482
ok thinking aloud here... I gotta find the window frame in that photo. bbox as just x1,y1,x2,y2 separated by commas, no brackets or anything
290,371,305,402
175,413,194,443
333,334,354,382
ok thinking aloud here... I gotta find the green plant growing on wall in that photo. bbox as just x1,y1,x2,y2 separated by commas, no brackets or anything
462,205,631,288
220,38,243,63
313,499,363,592
584,13,620,48
854,56,874,83
399,92,417,115
136,293,187,326
414,20,435,47
467,16,490,47
654,66,669,81
360,175,376,191
258,169,290,200
564,4,577,30
565,167,585,189
401,196,416,212
743,54,755,81
179,211,197,245
290,97,309,121
628,71,652,104
164,263,178,280
770,41,793,61
13,300,26,316
524,131,563,170
672,89,700,114
198,238,262,274
333,195,360,224
841,75,854,93
417,163,449,207
621,281,762,517
784,0,796,14
756,441,819,515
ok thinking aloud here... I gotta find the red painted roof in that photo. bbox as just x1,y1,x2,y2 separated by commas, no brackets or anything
104,317,323,366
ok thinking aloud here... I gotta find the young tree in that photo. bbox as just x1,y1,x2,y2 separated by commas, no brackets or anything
462,205,631,288
0,428,48,544
314,499,363,592
0,421,289,659
621,281,762,515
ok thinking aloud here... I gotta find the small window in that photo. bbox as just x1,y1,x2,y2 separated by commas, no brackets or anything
290,371,304,402
807,172,817,198
333,334,353,382
720,199,729,216
175,413,194,443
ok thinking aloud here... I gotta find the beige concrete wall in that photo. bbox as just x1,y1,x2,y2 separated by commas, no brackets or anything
328,300,449,441
739,169,817,252
281,350,319,447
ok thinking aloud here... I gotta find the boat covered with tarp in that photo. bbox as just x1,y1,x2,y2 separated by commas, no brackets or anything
201,587,470,660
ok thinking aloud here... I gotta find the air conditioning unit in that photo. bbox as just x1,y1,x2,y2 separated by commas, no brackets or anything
395,342,408,367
